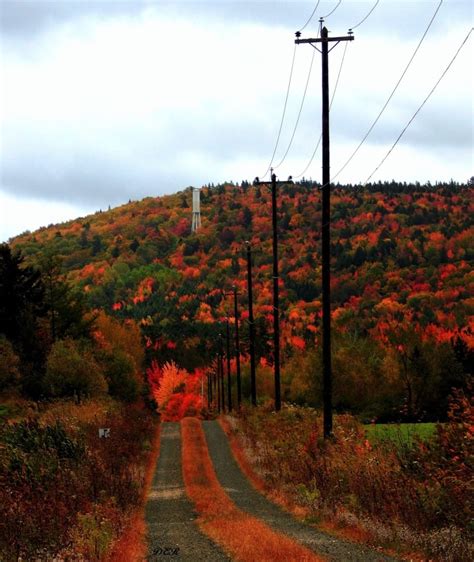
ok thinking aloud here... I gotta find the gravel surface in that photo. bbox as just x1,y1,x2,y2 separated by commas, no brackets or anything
145,422,230,562
203,420,399,562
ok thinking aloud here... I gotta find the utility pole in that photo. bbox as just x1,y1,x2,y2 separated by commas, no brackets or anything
254,174,293,412
296,22,354,438
271,171,281,411
218,332,224,413
208,370,212,408
233,285,242,407
245,241,257,406
212,361,217,410
226,317,233,412
220,332,226,414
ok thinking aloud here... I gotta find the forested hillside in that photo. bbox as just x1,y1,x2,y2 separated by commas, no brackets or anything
11,181,473,421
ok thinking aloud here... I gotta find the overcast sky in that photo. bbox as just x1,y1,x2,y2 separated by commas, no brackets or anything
0,0,472,242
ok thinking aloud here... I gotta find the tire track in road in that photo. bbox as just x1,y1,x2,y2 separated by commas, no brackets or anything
203,420,399,562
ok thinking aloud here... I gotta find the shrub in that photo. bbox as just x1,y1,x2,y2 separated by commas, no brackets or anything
44,339,107,400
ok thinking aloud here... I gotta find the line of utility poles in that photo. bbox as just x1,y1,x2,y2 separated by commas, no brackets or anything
296,19,354,438
207,246,254,412
207,21,354,432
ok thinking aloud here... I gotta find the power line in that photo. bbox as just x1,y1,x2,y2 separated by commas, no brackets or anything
298,0,321,33
322,0,342,19
260,44,297,179
364,27,473,184
273,49,316,169
274,29,320,170
295,40,349,178
332,0,444,182
350,0,380,31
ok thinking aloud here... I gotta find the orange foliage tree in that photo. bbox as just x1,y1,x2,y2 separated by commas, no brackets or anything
146,361,205,421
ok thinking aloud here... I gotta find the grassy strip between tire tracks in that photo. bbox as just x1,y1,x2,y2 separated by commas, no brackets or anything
106,423,161,561
181,417,325,562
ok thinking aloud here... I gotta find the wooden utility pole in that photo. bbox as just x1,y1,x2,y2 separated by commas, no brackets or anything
233,285,242,407
208,371,212,408
226,317,233,412
218,333,225,413
271,172,282,411
254,174,293,412
295,23,354,438
245,241,257,406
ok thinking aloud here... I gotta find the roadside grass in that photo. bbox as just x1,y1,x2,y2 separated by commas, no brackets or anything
181,417,324,562
231,392,473,562
0,398,156,561
106,424,161,562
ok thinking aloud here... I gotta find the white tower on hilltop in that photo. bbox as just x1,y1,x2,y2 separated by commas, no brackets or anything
191,187,201,232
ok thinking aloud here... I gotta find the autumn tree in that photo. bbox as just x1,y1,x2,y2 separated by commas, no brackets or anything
0,244,45,347
93,312,145,402
38,255,92,342
0,244,48,396
0,335,21,392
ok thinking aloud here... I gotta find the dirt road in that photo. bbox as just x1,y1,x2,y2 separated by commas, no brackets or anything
145,420,399,561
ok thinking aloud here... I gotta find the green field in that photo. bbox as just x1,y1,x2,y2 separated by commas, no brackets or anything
364,422,437,447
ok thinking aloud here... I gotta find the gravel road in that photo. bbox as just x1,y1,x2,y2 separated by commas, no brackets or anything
145,422,230,562
203,420,399,562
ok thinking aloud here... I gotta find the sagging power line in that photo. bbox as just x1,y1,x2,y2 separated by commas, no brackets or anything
322,0,342,19
349,0,380,31
274,29,319,170
261,45,298,179
363,27,473,185
298,0,321,33
332,0,444,182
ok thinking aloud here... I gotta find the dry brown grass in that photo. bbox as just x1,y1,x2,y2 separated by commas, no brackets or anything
38,398,117,427
106,423,161,562
181,417,325,562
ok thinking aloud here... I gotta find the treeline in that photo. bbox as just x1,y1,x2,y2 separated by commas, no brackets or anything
0,243,144,403
9,182,474,421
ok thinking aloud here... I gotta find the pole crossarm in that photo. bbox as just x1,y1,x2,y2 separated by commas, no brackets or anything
253,180,294,187
295,35,354,44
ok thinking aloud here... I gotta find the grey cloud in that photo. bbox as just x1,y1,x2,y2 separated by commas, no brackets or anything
3,1,468,40
0,0,148,36
0,104,273,205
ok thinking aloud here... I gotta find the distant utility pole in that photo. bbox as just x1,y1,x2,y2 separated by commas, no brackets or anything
208,370,212,408
254,173,293,412
226,317,233,412
218,333,225,413
245,241,257,406
233,285,242,407
295,21,354,438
